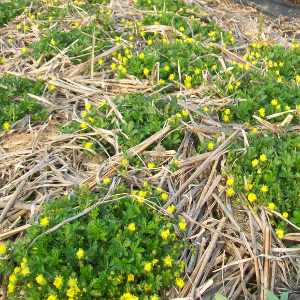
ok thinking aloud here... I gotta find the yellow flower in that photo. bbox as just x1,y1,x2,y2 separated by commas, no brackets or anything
282,212,288,219
120,292,139,300
9,274,17,283
103,178,110,184
259,108,265,117
227,188,235,196
148,162,155,168
21,47,26,53
248,193,257,202
111,63,116,70
156,187,162,193
47,295,57,300
127,274,134,282
51,40,55,46
261,185,268,193
144,262,152,272
227,178,234,185
285,105,291,111
0,58,6,63
53,277,63,288
178,220,186,231
85,102,91,110
195,68,200,75
147,39,152,45
128,223,136,231
82,110,87,117
253,128,258,133
76,248,84,259
144,68,149,75
152,259,159,266
166,205,175,213
204,107,209,112
80,122,87,129
169,74,175,80
268,203,275,210
40,217,49,226
276,105,281,110
8,283,14,293
67,288,75,298
252,159,259,167
161,193,168,200
36,274,45,284
0,243,6,254
175,278,185,288
276,229,284,239
21,267,30,275
161,229,170,239
84,142,92,149
208,142,214,150
182,109,188,116
271,99,278,106
14,267,20,274
151,296,159,300
223,115,229,122
144,284,152,291
68,278,77,287
159,79,165,84
225,109,230,115
260,154,267,161
164,256,173,267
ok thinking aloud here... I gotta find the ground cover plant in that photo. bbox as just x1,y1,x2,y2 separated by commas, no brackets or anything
0,183,187,299
1,0,300,299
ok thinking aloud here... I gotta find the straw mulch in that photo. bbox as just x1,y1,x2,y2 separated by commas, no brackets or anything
1,0,300,299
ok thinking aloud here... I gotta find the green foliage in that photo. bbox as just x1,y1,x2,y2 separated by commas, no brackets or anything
60,94,188,155
0,183,186,299
226,131,300,233
0,75,47,130
0,0,30,26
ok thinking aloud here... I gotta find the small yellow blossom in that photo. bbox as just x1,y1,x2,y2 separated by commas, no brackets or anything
248,193,257,202
9,274,17,283
53,277,63,288
227,178,234,185
84,142,92,149
3,122,10,130
169,74,175,80
260,154,267,161
161,193,168,200
36,274,45,284
261,185,268,193
268,203,275,210
208,142,214,150
22,47,26,53
76,249,84,259
40,217,49,226
14,267,20,274
271,99,278,106
128,223,136,231
164,256,173,267
252,159,259,167
178,220,186,231
166,205,175,213
47,295,57,300
276,229,284,239
8,283,14,293
156,187,162,193
103,178,110,184
148,163,154,168
144,262,152,272
176,278,185,288
80,122,87,129
227,188,235,196
253,128,258,133
282,212,288,219
161,229,170,239
127,274,134,282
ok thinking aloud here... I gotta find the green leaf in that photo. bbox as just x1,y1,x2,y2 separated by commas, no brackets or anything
262,287,279,300
215,293,229,300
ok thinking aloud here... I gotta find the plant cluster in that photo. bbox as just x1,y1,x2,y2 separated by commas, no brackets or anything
225,131,300,237
0,182,187,300
0,75,47,130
